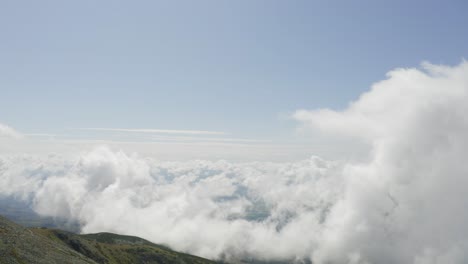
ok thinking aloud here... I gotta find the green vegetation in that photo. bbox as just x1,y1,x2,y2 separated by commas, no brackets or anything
0,215,216,264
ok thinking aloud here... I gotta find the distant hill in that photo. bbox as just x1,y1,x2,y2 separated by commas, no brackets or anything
0,215,216,264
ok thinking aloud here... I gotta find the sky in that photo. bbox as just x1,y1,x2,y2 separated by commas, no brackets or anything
1,0,468,159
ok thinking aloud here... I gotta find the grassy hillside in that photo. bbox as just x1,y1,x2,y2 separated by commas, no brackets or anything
0,215,95,264
0,215,216,264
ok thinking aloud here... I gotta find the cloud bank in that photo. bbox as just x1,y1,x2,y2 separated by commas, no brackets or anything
0,148,343,261
2,61,468,263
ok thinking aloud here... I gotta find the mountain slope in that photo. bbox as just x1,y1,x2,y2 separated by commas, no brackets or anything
0,215,216,264
0,215,95,264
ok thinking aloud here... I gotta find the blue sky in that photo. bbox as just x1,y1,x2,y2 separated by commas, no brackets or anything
1,0,467,151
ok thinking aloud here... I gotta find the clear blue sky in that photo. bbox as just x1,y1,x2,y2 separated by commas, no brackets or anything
1,0,467,140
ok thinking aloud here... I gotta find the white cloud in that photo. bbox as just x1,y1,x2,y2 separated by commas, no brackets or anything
293,62,468,143
295,61,468,263
0,147,343,262
0,123,21,138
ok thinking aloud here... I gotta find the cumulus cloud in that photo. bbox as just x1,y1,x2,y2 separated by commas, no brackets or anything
294,61,468,263
2,61,468,263
293,62,468,143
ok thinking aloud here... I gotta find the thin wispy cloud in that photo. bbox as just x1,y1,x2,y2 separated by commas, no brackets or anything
22,133,268,145
150,135,269,143
76,128,227,135
24,133,58,138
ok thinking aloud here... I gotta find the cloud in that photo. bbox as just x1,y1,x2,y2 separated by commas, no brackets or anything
0,147,343,262
77,128,227,135
0,123,21,138
2,61,468,263
295,61,468,263
293,62,468,143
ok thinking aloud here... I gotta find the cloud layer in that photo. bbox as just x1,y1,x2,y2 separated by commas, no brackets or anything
0,148,343,261
2,61,468,263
